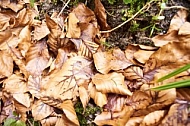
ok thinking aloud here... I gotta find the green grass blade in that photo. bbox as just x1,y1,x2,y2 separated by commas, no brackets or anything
152,79,190,91
157,64,190,82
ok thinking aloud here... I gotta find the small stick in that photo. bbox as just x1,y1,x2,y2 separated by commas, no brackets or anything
100,0,156,33
57,0,71,17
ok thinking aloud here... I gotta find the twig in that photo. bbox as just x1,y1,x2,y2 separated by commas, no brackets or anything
57,0,71,17
100,0,156,33
163,6,188,10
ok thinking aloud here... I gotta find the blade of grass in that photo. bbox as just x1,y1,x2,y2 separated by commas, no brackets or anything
152,79,190,91
157,64,190,82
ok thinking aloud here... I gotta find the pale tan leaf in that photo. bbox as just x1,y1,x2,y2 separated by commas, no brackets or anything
168,9,188,33
161,104,189,125
42,56,92,101
0,50,13,77
32,100,54,121
59,100,80,126
123,66,143,80
28,75,42,98
13,99,29,121
178,22,190,35
140,110,165,126
93,48,132,74
88,82,107,107
79,86,90,109
125,116,144,126
94,106,134,126
55,115,78,126
0,0,24,12
26,41,50,76
41,116,57,126
3,74,27,93
92,72,132,95
66,12,80,38
143,42,190,82
33,20,50,40
13,93,30,108
134,50,155,64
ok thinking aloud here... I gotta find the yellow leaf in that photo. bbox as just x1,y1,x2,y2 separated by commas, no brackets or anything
92,72,132,95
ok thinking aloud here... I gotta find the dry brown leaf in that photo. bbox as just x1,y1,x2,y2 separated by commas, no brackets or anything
26,40,50,76
92,72,132,95
41,56,92,101
88,82,107,107
0,10,16,31
125,91,151,110
0,0,24,12
133,84,176,117
3,74,27,93
143,41,190,82
177,88,190,101
13,93,30,108
41,116,57,126
33,20,50,40
28,76,42,98
32,100,54,121
104,94,126,112
140,110,165,126
178,22,190,35
46,15,63,52
94,106,134,126
125,116,144,126
161,104,189,125
0,50,13,78
66,12,80,38
93,48,132,74
79,86,90,109
71,38,99,58
59,100,80,126
123,66,143,80
134,50,155,64
55,115,79,126
94,0,110,31
152,9,188,46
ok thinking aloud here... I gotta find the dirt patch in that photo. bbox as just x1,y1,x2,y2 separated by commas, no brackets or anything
102,0,190,49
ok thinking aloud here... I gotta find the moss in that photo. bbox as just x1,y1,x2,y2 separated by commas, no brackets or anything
74,101,102,126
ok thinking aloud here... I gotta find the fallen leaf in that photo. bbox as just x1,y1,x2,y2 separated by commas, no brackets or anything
92,72,132,95
93,48,132,74
123,66,143,81
60,100,80,126
0,0,24,12
125,116,144,126
25,40,50,76
141,110,165,126
32,100,54,121
134,50,155,64
33,20,50,40
66,12,80,38
0,50,13,78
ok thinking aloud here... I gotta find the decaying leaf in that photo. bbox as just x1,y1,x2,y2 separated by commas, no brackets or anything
32,100,54,121
25,40,50,76
123,66,143,81
92,72,132,95
93,48,132,74
125,116,144,126
141,110,165,126
0,50,13,78
59,100,80,126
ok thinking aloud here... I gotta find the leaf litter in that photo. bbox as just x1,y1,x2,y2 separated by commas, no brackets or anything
0,0,190,126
